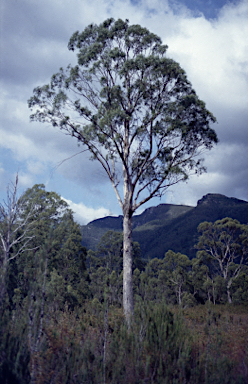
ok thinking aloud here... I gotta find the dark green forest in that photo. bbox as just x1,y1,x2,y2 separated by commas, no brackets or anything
1,183,248,383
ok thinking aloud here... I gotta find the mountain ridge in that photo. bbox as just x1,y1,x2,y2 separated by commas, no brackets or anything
80,193,248,259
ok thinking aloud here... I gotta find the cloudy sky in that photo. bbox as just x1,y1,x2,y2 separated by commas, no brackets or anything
1,0,248,224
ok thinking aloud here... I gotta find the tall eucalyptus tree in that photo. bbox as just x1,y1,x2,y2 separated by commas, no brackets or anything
28,18,217,323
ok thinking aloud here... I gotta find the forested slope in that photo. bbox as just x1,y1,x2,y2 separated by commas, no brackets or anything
81,193,248,259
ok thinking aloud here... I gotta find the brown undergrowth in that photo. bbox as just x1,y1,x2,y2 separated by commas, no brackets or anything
38,303,248,383
182,304,248,382
4,302,248,383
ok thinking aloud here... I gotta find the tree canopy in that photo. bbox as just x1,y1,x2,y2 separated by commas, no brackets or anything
29,18,217,211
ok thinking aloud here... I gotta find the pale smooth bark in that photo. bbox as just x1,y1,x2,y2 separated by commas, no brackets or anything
123,211,134,323
122,122,134,324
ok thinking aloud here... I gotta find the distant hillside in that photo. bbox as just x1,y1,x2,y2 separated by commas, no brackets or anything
80,203,193,251
80,194,248,259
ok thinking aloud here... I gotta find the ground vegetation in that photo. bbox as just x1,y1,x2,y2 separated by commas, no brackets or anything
1,183,248,383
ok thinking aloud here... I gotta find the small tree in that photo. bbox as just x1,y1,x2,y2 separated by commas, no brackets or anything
164,250,191,305
28,18,217,324
197,217,248,303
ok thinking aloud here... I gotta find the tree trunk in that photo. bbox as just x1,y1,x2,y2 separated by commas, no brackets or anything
227,281,232,304
122,124,134,326
123,210,134,327
213,284,216,305
227,288,232,304
178,284,182,306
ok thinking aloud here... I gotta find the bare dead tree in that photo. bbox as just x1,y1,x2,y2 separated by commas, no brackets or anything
0,174,37,310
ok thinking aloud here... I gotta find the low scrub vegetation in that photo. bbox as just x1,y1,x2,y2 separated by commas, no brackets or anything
1,300,248,383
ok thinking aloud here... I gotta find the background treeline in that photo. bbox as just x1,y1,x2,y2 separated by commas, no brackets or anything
0,183,248,383
87,225,248,307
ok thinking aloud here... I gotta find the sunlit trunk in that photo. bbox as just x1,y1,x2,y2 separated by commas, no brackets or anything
122,119,134,326
123,207,134,327
122,141,134,326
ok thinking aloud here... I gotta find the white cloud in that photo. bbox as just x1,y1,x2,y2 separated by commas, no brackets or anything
167,1,248,111
18,172,35,190
62,198,112,225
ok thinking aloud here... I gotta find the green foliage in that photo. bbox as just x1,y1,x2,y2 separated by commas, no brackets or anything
132,252,193,306
139,302,192,383
11,184,90,309
88,230,123,272
163,250,191,305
